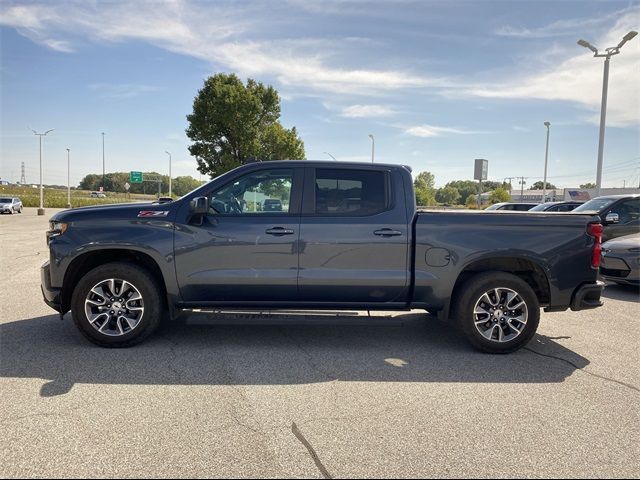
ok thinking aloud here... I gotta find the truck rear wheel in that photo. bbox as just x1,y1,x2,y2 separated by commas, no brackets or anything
70,262,164,347
455,271,540,354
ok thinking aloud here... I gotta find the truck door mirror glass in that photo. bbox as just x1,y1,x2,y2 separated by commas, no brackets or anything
605,212,619,224
190,196,209,215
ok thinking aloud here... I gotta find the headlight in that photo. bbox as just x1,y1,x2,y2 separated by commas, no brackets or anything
47,221,68,242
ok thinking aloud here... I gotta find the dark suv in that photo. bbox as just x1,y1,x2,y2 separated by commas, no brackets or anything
263,199,283,211
573,194,640,241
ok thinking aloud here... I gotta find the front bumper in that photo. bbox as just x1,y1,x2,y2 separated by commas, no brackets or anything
570,281,605,311
41,261,62,312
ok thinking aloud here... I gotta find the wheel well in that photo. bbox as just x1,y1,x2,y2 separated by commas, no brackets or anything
61,249,167,312
452,257,550,309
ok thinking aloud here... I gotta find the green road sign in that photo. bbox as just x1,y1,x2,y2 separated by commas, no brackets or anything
130,171,143,183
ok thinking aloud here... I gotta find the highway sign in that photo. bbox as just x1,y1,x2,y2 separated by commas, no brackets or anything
130,171,143,183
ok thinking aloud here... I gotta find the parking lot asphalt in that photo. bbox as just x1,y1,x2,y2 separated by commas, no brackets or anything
1,208,639,478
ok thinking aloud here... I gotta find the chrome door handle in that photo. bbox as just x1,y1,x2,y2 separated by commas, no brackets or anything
374,228,403,237
265,227,295,235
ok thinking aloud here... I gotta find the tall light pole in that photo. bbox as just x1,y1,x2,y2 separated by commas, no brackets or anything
101,132,106,192
368,134,375,163
323,152,337,161
31,128,54,216
577,30,637,196
165,151,172,196
542,122,551,203
66,148,71,208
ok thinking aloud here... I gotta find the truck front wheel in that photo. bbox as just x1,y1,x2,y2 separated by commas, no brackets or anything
455,272,540,354
70,262,164,347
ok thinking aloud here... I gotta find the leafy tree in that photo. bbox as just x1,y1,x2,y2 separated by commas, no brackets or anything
172,176,205,196
414,171,436,206
482,181,501,192
186,73,305,177
489,186,511,204
532,181,557,190
436,186,461,205
443,180,478,204
580,182,596,189
466,194,478,209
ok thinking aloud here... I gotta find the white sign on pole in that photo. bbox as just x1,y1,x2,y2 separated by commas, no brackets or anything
124,182,130,191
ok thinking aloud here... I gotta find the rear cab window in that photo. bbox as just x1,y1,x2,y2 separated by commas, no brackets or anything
313,168,389,216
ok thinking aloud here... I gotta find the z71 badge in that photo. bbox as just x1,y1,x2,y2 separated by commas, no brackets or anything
137,211,169,218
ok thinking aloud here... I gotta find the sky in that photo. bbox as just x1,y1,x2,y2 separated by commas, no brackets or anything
1,0,639,189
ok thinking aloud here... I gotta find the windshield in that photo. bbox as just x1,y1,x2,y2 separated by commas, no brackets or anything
0,198,12,203
484,203,504,210
528,203,550,211
573,198,617,213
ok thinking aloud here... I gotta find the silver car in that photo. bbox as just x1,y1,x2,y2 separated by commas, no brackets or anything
601,233,640,287
0,197,23,214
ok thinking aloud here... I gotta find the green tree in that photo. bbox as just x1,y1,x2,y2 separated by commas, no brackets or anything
172,176,204,197
414,171,436,206
466,194,478,209
436,186,461,205
186,73,305,177
580,182,596,189
532,181,557,190
444,180,479,204
489,186,511,204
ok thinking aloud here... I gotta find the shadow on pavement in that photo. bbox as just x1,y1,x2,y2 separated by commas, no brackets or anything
1,312,590,397
602,283,640,303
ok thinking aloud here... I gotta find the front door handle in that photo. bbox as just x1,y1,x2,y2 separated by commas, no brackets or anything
265,227,295,236
374,228,403,237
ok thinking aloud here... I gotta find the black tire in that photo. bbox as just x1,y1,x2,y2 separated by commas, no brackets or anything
70,262,164,347
455,271,540,354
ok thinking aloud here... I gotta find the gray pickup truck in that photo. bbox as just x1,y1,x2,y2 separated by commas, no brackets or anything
42,161,605,353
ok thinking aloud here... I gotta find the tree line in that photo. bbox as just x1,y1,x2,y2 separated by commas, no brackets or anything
79,172,204,197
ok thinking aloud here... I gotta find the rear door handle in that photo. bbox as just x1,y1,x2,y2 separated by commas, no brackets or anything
265,227,295,235
374,228,403,237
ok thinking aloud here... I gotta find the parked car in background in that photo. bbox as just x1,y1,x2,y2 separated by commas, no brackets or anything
528,201,584,212
484,202,539,211
572,194,640,241
263,199,283,211
89,191,106,198
0,197,23,214
600,233,640,287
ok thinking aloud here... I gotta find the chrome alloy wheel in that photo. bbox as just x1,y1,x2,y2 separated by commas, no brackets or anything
473,287,528,343
84,278,144,337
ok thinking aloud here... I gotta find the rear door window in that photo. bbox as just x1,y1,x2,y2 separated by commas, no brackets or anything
314,168,388,215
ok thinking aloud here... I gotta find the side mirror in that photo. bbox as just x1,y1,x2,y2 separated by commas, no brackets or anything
190,196,209,215
605,212,619,224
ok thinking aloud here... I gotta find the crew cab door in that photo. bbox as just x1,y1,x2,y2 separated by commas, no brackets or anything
298,166,410,304
174,167,303,303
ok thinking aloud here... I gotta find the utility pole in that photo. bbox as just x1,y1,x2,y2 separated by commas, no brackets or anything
31,128,54,215
20,162,26,185
519,177,527,201
66,148,71,208
165,151,172,197
102,132,106,192
577,31,637,196
543,122,551,203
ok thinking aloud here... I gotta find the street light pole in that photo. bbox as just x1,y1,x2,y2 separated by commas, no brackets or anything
368,134,375,163
577,30,637,197
165,151,172,196
543,122,551,203
31,128,54,216
66,148,71,208
102,132,106,192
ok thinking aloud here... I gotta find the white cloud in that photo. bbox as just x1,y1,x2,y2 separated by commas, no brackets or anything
405,124,485,137
464,8,640,126
341,104,396,118
89,83,163,99
0,1,439,96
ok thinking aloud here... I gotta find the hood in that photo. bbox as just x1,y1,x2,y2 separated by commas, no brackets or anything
50,201,177,223
603,233,640,251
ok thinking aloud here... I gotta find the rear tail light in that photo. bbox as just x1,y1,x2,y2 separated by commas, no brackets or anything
587,223,604,268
